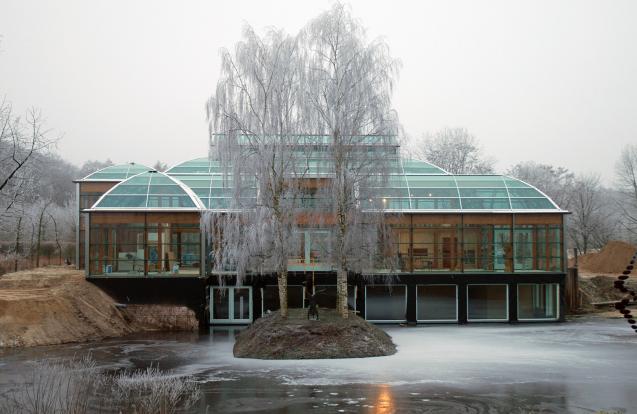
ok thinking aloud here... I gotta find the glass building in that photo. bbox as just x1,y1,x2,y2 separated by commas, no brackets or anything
76,147,567,325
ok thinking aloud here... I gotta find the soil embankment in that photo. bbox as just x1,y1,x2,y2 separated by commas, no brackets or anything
573,241,637,313
0,267,197,348
234,308,396,359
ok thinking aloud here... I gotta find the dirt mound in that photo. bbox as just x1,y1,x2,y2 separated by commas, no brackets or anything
575,241,637,274
0,267,197,348
234,308,396,359
578,275,626,311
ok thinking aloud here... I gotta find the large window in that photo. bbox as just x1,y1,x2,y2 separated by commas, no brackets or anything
412,225,461,272
365,285,406,322
417,285,457,321
381,216,563,274
262,285,305,313
89,214,200,276
518,283,559,320
467,284,508,321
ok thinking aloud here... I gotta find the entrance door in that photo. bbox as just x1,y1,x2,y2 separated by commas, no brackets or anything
210,287,253,324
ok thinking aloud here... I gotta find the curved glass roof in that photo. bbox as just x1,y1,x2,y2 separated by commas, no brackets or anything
376,174,560,211
91,157,563,212
92,171,205,210
165,158,223,175
80,163,151,181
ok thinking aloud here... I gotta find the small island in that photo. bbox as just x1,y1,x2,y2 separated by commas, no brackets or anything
233,308,397,360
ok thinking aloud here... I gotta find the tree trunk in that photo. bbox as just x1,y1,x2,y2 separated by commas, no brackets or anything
278,268,288,318
36,203,49,268
336,268,348,318
14,216,22,272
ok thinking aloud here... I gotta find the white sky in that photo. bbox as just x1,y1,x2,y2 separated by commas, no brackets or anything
1,0,635,183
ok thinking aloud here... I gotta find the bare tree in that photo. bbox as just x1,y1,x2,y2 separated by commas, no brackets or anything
0,99,55,211
507,161,575,210
78,159,114,178
203,26,306,318
300,3,401,317
568,174,617,254
615,144,637,236
416,127,494,174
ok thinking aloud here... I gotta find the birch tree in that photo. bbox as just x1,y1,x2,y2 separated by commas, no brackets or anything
300,3,401,317
203,26,307,318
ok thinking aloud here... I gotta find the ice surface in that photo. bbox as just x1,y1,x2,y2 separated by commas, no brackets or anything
1,317,636,413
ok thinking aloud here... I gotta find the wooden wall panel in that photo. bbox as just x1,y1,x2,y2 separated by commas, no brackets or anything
80,182,118,193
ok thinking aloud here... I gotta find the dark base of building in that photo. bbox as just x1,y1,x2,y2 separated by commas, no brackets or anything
88,272,565,327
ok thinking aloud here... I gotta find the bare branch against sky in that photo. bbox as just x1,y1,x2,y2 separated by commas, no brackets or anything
0,0,635,183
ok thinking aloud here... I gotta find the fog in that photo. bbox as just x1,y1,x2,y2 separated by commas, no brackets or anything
1,0,636,182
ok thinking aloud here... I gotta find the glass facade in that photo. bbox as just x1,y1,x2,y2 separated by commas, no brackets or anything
262,285,305,312
518,283,559,320
467,285,508,321
417,285,458,321
388,217,564,273
89,214,201,276
365,285,407,321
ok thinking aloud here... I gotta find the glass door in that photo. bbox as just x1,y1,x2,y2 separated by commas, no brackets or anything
210,287,253,324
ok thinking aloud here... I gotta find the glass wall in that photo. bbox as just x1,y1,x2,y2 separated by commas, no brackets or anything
262,285,305,313
365,285,407,321
518,283,559,320
417,285,457,321
412,224,462,272
89,213,200,276
383,215,563,273
467,284,508,321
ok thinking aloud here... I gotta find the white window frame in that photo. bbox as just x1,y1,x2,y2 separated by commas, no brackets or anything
210,286,253,324
466,284,509,322
364,284,407,323
517,283,560,321
416,284,458,322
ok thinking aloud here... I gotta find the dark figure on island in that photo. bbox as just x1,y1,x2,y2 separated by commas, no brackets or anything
307,289,326,320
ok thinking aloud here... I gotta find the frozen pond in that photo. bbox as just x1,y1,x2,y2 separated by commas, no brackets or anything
1,316,636,413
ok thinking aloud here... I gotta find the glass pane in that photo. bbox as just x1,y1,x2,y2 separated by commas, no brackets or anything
212,288,230,320
234,288,250,320
365,286,406,321
518,284,558,319
468,285,508,320
417,285,457,320
263,285,304,312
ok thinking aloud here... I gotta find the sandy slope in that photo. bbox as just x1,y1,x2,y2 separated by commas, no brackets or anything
0,267,197,348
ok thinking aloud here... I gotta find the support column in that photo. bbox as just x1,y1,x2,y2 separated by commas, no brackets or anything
458,280,468,324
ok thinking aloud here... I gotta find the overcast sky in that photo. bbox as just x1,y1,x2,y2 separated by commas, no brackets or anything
1,0,635,182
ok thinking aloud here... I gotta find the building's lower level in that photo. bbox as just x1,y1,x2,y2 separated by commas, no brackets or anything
89,272,565,326
209,272,565,325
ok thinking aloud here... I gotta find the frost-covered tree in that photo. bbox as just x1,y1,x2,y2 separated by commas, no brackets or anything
507,161,575,210
417,128,494,174
0,99,56,212
616,144,637,236
300,3,401,317
78,159,114,178
568,174,618,254
203,26,307,318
